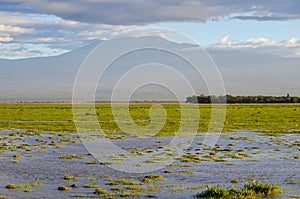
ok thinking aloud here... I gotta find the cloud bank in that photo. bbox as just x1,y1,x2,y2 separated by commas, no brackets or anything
210,36,300,57
1,1,300,59
2,0,300,25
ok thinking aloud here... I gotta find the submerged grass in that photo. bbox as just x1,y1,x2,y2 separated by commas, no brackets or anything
0,104,300,134
196,181,283,199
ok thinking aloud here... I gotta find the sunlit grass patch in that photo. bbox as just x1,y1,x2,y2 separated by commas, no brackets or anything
83,183,99,188
141,174,164,183
196,181,283,199
72,194,86,198
178,170,194,174
231,179,240,184
293,155,300,159
178,154,201,163
6,179,42,189
94,188,108,195
59,154,85,159
63,174,77,181
58,186,71,191
86,159,97,164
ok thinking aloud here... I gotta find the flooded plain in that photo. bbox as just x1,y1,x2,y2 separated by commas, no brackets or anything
0,130,299,198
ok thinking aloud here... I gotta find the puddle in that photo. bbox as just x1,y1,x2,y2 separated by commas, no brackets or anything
0,130,299,198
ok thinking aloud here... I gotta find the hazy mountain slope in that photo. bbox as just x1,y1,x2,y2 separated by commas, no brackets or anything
1,36,300,101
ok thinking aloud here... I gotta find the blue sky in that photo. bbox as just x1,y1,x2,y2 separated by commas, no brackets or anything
152,19,300,46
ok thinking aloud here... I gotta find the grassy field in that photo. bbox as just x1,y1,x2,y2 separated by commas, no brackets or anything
0,104,299,135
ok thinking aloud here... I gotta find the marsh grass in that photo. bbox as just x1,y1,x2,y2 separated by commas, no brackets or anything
291,141,300,147
63,174,77,181
59,154,85,159
178,154,201,163
72,194,86,198
58,186,71,191
94,188,108,195
196,181,283,199
88,175,97,181
71,184,79,188
141,174,164,183
6,179,42,190
105,178,140,187
86,159,97,164
110,187,125,192
178,170,194,174
119,191,137,197
1,104,300,134
172,184,185,192
83,184,99,188
231,179,240,184
285,178,299,185
293,155,300,159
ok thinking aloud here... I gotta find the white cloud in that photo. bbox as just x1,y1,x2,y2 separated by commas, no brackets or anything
1,1,300,59
209,36,300,57
0,24,34,44
0,10,137,57
220,35,230,44
0,43,40,58
0,9,178,58
285,38,299,47
0,24,34,34
213,36,300,48
0,36,13,42
0,43,70,59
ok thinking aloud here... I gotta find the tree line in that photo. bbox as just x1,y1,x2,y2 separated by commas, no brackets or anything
186,94,300,104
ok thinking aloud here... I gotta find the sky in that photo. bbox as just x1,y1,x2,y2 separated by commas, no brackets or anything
0,0,300,98
0,0,300,59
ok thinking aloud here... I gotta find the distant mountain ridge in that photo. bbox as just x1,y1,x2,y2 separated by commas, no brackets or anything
1,36,300,101
0,41,101,100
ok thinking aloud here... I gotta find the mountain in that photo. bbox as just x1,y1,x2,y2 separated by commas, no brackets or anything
0,41,100,100
1,36,300,101
0,37,201,101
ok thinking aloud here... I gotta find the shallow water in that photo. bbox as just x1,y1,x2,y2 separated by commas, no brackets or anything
0,130,299,198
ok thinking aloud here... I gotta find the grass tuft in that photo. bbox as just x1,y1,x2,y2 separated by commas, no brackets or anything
58,186,71,191
196,181,283,199
94,188,108,195
141,174,164,183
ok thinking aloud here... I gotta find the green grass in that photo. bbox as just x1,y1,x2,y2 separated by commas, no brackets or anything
178,170,194,174
63,174,77,181
5,180,42,189
230,179,240,184
94,188,108,195
106,178,140,186
196,181,283,198
83,184,99,188
0,104,299,135
141,174,164,183
72,194,86,198
59,154,85,159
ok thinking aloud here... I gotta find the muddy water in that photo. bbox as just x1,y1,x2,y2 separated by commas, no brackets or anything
0,130,299,198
